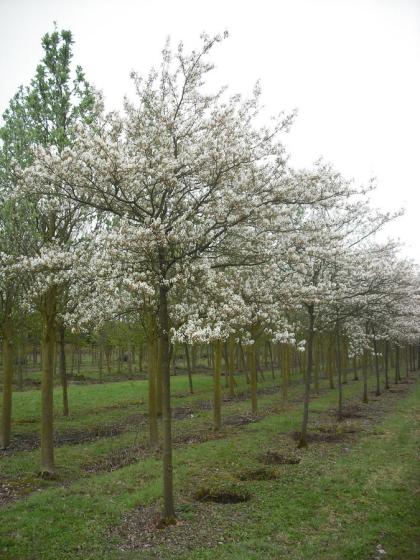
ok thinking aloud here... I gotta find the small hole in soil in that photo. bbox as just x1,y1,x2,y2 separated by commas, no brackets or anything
194,484,251,504
261,450,301,465
291,430,347,443
238,467,279,481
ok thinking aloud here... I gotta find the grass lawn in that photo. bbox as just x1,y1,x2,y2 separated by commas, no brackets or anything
0,371,418,559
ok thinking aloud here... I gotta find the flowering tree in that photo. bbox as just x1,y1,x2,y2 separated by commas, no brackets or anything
19,30,420,523
20,32,301,520
1,27,97,474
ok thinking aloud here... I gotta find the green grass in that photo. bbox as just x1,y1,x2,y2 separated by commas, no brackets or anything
0,372,418,560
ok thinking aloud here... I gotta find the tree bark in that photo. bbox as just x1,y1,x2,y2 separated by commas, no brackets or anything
362,348,369,403
298,304,315,448
158,265,175,523
314,338,320,394
213,339,222,430
373,334,380,396
248,344,258,415
1,321,14,449
335,321,343,420
384,340,390,390
40,286,57,476
147,323,159,449
184,343,194,395
228,337,236,397
281,343,290,405
58,324,69,417
267,341,275,380
395,345,400,384
327,334,334,389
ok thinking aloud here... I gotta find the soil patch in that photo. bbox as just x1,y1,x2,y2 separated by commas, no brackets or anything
84,445,148,474
290,430,347,444
0,478,36,507
0,414,147,455
237,466,279,481
261,450,301,465
109,501,246,554
223,413,263,427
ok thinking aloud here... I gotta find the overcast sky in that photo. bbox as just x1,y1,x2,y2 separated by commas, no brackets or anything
1,0,419,261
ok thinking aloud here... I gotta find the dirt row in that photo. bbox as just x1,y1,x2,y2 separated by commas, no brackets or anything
0,375,416,508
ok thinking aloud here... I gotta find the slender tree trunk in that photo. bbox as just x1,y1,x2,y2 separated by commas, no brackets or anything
248,343,258,415
17,342,24,391
222,342,229,388
138,343,143,373
384,340,390,390
158,265,175,523
213,340,222,430
239,342,248,382
156,337,163,416
98,337,103,383
184,343,194,395
1,321,14,449
281,343,290,405
77,339,81,375
228,336,236,397
362,348,369,403
105,346,111,376
267,341,275,380
171,343,177,376
352,357,358,381
147,324,159,450
327,334,334,389
342,337,348,384
128,345,133,375
58,324,69,417
373,335,380,396
335,321,343,420
298,305,315,448
314,338,320,394
40,287,57,476
395,345,400,384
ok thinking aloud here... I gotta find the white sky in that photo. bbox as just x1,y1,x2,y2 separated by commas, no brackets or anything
1,0,419,262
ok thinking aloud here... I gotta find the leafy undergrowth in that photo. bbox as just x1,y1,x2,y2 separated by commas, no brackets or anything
0,375,418,559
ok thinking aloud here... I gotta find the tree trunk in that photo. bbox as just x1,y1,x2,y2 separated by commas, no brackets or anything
213,340,222,430
40,287,57,476
362,348,369,403
1,322,14,449
281,343,290,405
158,271,175,523
298,305,315,448
267,341,275,380
228,337,236,397
396,345,401,383
327,334,334,389
314,338,320,394
156,337,163,416
17,342,24,392
98,337,103,383
335,321,343,420
147,324,159,450
373,335,380,396
352,357,358,381
184,344,194,395
384,340,390,390
247,344,258,415
58,324,69,417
